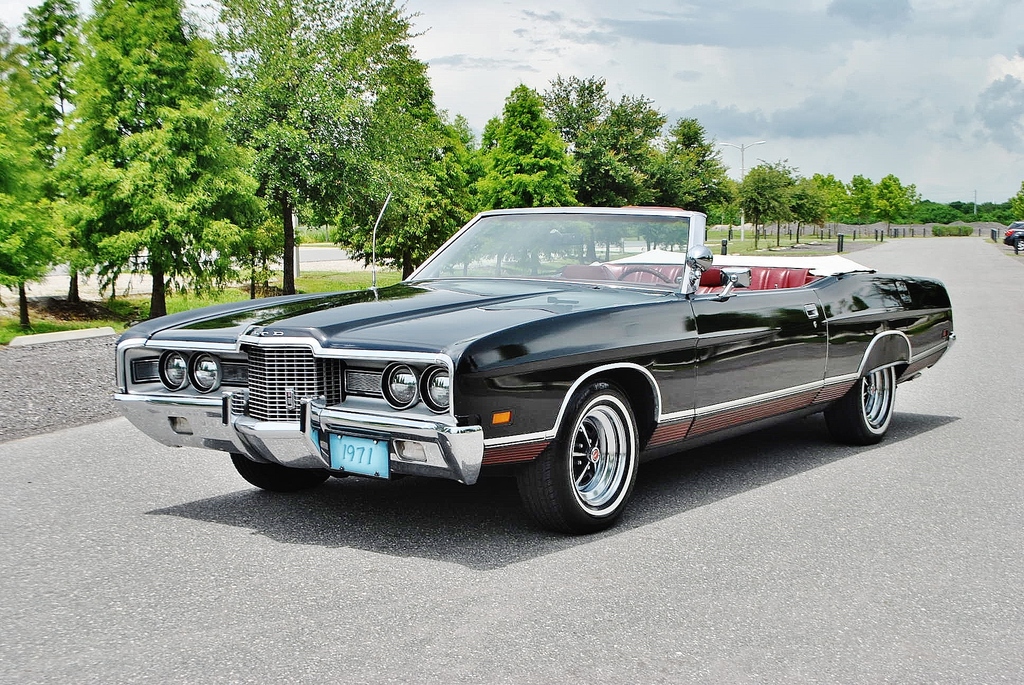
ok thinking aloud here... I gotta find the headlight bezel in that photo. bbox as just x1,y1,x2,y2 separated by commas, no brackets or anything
382,363,420,409
159,351,190,391
420,366,451,413
189,353,223,394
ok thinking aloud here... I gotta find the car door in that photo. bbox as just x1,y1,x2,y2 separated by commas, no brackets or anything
689,288,827,436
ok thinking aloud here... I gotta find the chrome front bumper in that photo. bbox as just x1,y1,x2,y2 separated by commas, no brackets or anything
114,393,484,485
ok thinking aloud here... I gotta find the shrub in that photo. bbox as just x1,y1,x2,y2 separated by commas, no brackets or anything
931,225,974,237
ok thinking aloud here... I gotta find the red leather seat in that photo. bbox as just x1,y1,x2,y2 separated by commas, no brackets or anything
616,264,685,285
748,267,811,289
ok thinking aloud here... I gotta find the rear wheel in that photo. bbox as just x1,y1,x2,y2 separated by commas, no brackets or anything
230,453,330,492
824,366,896,445
517,382,639,534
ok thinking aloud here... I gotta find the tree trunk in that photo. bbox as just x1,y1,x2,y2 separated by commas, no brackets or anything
68,269,80,303
402,250,414,280
150,261,167,319
249,247,257,299
281,193,295,295
18,282,30,329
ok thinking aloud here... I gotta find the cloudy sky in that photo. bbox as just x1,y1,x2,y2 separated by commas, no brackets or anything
4,0,1023,203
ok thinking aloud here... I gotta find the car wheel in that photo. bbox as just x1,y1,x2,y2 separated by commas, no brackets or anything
516,382,639,534
230,453,330,492
824,366,896,445
1016,237,1024,254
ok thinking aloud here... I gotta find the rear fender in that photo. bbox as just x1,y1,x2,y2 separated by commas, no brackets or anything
857,331,911,376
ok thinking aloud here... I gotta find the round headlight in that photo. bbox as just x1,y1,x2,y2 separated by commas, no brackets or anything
159,351,189,390
382,364,419,409
190,353,222,393
421,366,450,413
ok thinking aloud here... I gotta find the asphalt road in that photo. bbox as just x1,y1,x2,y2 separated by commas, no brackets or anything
2,238,1023,683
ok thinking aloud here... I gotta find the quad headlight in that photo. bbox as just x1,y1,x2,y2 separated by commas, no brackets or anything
382,363,419,409
159,351,189,391
421,366,450,413
189,353,222,393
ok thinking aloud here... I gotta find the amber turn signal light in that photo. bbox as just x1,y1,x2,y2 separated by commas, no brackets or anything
491,410,512,425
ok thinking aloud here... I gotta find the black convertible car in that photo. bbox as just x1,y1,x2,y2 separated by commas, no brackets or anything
115,207,955,533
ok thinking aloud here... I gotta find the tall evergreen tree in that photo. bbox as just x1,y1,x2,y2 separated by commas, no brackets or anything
0,25,55,328
651,118,732,214
66,0,260,318
22,0,83,301
476,85,576,210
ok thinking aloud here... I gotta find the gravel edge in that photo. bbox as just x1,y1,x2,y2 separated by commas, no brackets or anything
0,335,120,444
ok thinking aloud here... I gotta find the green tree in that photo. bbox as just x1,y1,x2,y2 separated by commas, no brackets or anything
475,85,576,210
875,174,919,230
67,0,261,318
651,117,732,215
21,0,84,301
573,94,664,209
846,174,876,224
219,0,424,293
1010,181,1024,219
542,75,608,153
0,26,55,328
543,76,664,210
740,162,794,249
811,173,849,229
790,176,826,243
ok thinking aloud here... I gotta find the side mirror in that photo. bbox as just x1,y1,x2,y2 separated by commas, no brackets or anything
685,245,714,273
682,245,714,295
717,267,752,299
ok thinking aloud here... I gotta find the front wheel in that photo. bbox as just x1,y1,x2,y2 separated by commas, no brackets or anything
824,366,897,445
517,383,639,534
230,453,330,492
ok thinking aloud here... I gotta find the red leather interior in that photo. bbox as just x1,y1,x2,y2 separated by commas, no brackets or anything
559,263,818,292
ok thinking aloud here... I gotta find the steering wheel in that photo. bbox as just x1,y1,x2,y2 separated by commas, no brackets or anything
615,265,674,283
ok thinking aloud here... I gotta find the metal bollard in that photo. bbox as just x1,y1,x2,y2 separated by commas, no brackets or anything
837,233,845,253
721,239,728,256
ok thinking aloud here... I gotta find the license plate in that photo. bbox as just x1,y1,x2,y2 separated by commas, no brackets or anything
328,434,390,478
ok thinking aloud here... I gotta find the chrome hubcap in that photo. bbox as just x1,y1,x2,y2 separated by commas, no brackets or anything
861,368,894,430
571,403,630,510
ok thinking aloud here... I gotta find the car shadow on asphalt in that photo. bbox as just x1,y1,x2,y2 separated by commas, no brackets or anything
148,411,958,570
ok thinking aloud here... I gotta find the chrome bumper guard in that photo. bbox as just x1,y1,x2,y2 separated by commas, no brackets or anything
301,399,483,485
114,393,484,485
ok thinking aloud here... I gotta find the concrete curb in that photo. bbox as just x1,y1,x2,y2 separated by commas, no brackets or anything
8,327,118,347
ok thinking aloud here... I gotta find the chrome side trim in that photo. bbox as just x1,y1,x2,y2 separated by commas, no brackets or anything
691,379,824,417
484,431,552,448
910,341,949,363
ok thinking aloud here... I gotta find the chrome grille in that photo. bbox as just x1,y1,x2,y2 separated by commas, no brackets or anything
244,346,343,421
346,370,382,397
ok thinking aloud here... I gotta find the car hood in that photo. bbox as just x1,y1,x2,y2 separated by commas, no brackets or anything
126,279,670,355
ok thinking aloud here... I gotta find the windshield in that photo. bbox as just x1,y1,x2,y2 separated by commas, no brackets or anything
413,212,691,283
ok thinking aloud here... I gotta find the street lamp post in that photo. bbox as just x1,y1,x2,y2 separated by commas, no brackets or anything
721,140,766,241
